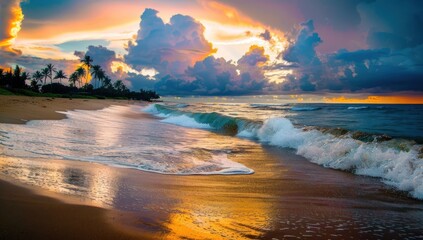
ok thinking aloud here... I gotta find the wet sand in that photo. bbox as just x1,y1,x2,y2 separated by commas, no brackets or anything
0,179,147,240
1,96,423,239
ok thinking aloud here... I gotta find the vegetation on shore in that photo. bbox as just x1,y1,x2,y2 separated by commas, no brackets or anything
0,55,160,101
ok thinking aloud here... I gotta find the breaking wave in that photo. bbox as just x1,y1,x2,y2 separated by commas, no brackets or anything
0,105,254,176
145,104,423,199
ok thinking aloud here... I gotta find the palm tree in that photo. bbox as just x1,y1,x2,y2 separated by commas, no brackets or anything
103,76,112,88
32,70,43,84
41,68,49,86
76,66,86,86
113,80,128,92
54,70,67,84
91,65,105,89
69,72,78,87
46,64,56,85
80,55,93,84
0,69,4,85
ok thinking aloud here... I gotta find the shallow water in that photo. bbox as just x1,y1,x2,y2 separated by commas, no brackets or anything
0,105,253,175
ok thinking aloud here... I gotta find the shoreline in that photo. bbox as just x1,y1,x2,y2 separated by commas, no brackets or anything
0,95,139,124
1,95,423,239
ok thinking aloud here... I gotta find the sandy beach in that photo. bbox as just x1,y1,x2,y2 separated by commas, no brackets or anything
1,96,423,239
0,95,136,124
0,96,148,239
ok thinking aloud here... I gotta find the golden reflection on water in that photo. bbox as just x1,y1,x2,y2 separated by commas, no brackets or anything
0,156,118,207
160,193,273,239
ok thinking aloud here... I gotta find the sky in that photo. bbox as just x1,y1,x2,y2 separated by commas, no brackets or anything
1,0,423,102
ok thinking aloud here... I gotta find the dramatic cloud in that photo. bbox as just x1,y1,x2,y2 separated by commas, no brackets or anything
3,1,423,96
75,45,117,74
125,8,215,77
156,45,270,95
0,0,24,66
325,46,423,92
279,19,423,93
280,20,322,91
283,20,321,66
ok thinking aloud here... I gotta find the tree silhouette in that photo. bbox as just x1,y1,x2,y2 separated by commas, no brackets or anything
31,70,43,92
69,72,78,87
54,70,67,84
0,69,4,86
46,64,56,85
32,71,43,84
91,65,105,89
103,76,112,88
80,55,93,85
41,68,49,86
10,65,27,88
76,66,86,87
0,58,160,101
113,80,128,93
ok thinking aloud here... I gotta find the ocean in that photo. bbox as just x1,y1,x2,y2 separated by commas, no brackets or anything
0,98,422,200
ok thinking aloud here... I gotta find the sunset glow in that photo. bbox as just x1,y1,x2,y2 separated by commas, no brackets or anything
324,95,423,104
0,0,421,102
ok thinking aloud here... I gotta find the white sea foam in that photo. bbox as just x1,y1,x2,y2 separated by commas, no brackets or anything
237,129,256,138
0,105,253,176
144,103,423,199
256,117,423,199
347,106,368,110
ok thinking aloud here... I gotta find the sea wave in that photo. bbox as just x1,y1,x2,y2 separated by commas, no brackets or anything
249,103,291,111
0,105,254,176
291,106,321,111
347,106,369,110
145,104,423,199
175,103,189,108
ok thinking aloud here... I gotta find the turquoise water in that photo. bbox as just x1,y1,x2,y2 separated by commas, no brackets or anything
145,100,423,199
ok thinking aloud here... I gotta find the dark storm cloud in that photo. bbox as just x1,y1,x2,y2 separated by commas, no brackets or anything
278,19,423,93
283,20,321,66
326,46,423,92
360,0,423,50
280,20,322,92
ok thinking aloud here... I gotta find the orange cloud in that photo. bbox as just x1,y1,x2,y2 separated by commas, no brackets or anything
0,0,24,55
324,95,423,104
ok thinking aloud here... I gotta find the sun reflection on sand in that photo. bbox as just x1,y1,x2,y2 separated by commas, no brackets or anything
0,157,118,207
